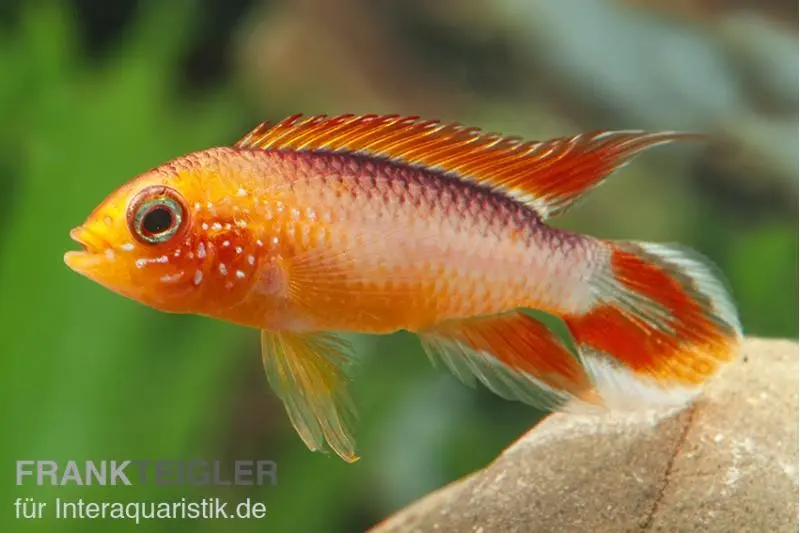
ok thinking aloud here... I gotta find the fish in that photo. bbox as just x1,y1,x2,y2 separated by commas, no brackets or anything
64,113,743,463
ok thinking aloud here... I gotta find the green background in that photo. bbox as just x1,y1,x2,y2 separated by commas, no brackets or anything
2,1,796,532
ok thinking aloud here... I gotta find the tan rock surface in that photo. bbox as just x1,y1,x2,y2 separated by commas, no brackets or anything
371,337,798,533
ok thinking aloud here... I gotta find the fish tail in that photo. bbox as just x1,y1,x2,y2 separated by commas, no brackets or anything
562,239,743,410
418,238,741,415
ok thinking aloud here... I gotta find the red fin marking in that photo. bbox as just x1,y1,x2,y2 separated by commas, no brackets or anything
565,241,742,393
233,114,703,218
419,312,601,411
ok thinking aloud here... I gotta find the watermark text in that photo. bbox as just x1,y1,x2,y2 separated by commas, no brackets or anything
16,460,277,487
14,496,267,523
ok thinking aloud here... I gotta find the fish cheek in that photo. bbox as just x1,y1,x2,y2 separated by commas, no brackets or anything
126,248,199,311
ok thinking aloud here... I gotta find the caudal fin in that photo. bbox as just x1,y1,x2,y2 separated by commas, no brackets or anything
564,240,743,410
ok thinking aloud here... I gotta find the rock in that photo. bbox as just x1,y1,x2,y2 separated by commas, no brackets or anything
371,337,798,533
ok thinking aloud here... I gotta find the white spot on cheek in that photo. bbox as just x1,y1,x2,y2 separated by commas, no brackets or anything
247,255,255,265
206,202,213,209
218,263,228,276
197,243,207,258
271,236,279,246
201,223,209,231
120,243,134,252
105,249,116,261
211,222,222,231
193,270,203,285
235,270,245,279
235,219,247,228
160,272,184,283
235,246,242,254
256,239,263,247
236,188,247,197
194,202,201,211
173,249,181,257
224,223,232,230
135,255,168,268
222,240,230,247
290,208,301,220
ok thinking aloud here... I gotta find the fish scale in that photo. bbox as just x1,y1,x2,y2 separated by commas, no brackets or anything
270,152,559,324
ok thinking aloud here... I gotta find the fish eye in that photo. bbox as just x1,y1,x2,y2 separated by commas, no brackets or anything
127,186,187,245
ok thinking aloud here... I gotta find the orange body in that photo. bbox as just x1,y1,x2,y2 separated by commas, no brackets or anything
69,146,596,333
65,114,743,462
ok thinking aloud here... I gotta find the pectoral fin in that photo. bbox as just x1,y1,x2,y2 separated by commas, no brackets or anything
260,329,359,463
283,222,442,329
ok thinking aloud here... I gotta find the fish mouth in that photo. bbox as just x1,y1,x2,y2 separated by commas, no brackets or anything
70,226,107,252
64,226,110,271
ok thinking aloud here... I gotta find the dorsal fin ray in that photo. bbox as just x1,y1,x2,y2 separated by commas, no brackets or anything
233,114,703,218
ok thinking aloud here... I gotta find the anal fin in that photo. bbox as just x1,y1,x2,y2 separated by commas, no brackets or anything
260,329,359,462
418,311,600,412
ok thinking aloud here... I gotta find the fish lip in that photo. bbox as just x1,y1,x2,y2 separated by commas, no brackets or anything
65,226,111,272
69,226,107,254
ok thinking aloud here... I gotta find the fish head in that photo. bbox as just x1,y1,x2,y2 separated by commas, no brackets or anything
64,149,262,314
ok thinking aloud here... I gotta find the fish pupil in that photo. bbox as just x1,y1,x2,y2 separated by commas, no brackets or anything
143,207,173,234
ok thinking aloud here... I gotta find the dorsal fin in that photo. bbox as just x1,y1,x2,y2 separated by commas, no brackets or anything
233,114,703,218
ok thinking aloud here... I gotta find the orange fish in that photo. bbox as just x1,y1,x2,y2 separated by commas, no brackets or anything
65,114,743,462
